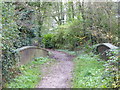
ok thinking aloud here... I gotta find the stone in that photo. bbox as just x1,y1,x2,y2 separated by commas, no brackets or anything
15,46,49,65
95,43,119,60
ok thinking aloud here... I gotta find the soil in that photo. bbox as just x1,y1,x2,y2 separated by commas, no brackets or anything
36,49,75,88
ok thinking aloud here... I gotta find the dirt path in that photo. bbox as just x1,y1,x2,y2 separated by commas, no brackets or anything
36,49,75,88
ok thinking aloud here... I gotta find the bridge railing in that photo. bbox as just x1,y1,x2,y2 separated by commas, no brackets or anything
94,43,119,60
15,46,49,65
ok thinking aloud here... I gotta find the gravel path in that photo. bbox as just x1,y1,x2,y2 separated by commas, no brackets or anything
37,49,75,88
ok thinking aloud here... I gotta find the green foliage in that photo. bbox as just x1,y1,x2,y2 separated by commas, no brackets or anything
2,2,21,83
72,53,113,88
85,2,119,46
42,33,55,49
1,2,119,88
103,49,120,88
57,49,76,56
43,2,119,50
2,2,46,85
15,2,39,47
6,57,53,88
48,18,90,50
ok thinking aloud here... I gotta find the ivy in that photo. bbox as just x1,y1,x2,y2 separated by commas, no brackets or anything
2,2,20,85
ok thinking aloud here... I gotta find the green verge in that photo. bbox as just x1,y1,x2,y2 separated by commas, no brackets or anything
57,49,76,56
6,57,54,88
72,53,110,88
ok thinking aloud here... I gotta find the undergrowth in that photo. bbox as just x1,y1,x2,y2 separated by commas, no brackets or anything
6,57,54,88
72,53,113,88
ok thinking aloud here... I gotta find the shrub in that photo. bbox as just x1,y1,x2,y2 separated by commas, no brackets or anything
49,19,92,50
42,33,55,49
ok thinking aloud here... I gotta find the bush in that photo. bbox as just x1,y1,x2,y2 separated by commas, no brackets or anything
49,19,92,50
42,34,55,49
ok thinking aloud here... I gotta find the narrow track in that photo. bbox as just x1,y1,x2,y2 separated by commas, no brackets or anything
37,49,75,88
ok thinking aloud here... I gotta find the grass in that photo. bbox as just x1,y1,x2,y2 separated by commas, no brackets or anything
6,57,55,88
72,53,111,88
57,49,76,55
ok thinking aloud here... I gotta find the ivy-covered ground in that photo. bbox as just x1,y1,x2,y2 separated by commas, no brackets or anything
6,57,55,88
73,53,107,88
5,49,119,88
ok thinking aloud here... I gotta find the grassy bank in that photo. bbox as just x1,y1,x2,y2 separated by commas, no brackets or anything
6,57,55,88
72,53,111,88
